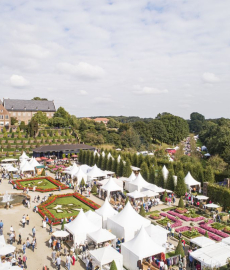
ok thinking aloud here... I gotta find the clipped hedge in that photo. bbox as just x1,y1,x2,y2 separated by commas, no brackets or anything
207,183,230,211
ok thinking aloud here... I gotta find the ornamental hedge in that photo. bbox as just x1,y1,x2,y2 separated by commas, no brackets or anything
11,176,68,192
37,193,100,225
207,184,230,211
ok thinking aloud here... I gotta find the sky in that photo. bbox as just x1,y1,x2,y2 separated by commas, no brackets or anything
0,0,230,119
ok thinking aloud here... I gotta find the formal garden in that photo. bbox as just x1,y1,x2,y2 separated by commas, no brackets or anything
37,193,100,225
11,176,69,192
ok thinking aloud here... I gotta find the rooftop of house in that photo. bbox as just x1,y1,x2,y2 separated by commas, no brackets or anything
3,99,56,112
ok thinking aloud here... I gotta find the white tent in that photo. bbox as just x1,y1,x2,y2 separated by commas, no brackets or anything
101,151,105,157
80,164,92,174
93,150,100,156
19,151,30,161
141,190,159,198
20,161,34,173
87,164,106,179
190,242,230,268
85,210,103,228
128,173,149,192
19,159,27,169
0,236,6,248
190,236,215,248
95,198,118,229
64,209,100,245
74,167,87,185
107,152,114,160
222,237,230,246
99,178,123,189
100,178,123,199
195,195,209,201
121,226,165,270
126,190,145,199
29,157,40,168
117,155,121,163
184,172,201,189
205,203,220,208
144,225,168,247
143,184,165,193
87,228,116,245
89,246,123,270
5,165,18,172
107,201,151,241
162,165,169,181
63,163,79,178
123,172,136,190
0,244,16,256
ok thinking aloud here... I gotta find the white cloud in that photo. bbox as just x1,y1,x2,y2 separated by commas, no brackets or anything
79,90,88,95
14,44,50,59
10,75,30,87
133,86,168,95
57,62,105,80
202,72,220,83
92,97,113,104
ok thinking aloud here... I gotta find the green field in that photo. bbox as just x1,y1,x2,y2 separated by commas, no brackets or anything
21,179,57,190
46,196,92,219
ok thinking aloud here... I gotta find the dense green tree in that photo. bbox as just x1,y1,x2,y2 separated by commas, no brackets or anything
32,111,48,124
189,112,205,133
139,205,146,217
149,119,168,144
175,240,185,257
208,155,227,172
157,168,165,188
166,169,175,191
110,261,118,270
131,154,138,167
175,171,186,197
32,97,48,100
107,118,120,128
102,156,108,170
204,166,215,183
137,154,144,167
78,150,83,163
27,119,38,137
107,157,113,171
10,117,18,125
162,190,167,202
140,162,149,181
118,161,124,177
123,159,132,177
178,197,184,208
149,166,156,184
175,161,183,175
112,159,118,175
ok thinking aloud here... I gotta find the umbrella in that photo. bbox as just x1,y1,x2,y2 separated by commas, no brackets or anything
205,203,219,208
62,158,69,161
35,157,42,161
46,159,53,162
52,230,69,238
41,157,48,160
0,244,16,255
72,155,78,158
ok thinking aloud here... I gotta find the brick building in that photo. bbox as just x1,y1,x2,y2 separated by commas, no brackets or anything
0,101,11,131
3,98,56,125
94,118,109,125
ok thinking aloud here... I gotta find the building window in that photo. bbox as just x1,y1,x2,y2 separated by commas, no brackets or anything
0,115,3,119
28,113,30,116
0,122,4,126
13,112,16,116
5,115,9,119
23,112,26,116
47,113,49,117
18,112,21,116
0,110,3,113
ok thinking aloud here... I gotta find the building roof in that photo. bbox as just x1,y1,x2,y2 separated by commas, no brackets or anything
94,118,109,122
33,144,95,153
3,99,56,112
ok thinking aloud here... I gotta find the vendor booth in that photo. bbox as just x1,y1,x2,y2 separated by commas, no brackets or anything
128,173,149,192
184,172,201,191
121,226,165,270
107,201,151,241
87,228,116,248
123,172,136,190
100,178,123,200
95,198,118,229
190,236,215,248
64,209,101,246
85,210,103,228
73,167,87,185
87,164,106,181
89,246,123,270
144,225,168,248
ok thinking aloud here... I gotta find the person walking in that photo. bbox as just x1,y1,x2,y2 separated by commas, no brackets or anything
51,250,56,264
32,226,36,237
0,220,3,229
26,215,30,225
22,253,27,269
178,259,183,270
22,242,26,254
56,255,61,270
22,216,26,228
31,238,36,252
66,254,71,270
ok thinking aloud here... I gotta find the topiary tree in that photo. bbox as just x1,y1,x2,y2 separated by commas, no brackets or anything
110,260,117,270
140,161,149,181
162,190,167,202
61,219,66,231
175,240,185,257
11,133,14,138
91,184,97,194
125,197,129,205
178,197,184,208
204,231,209,238
175,171,186,197
123,158,132,177
166,169,175,191
41,169,46,176
80,178,85,187
139,205,146,217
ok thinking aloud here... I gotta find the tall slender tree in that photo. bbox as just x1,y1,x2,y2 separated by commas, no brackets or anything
140,162,149,181
166,169,175,191
149,166,156,184
123,159,132,177
175,171,186,197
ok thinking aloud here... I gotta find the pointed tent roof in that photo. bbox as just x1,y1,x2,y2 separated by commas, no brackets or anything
126,190,145,199
94,150,100,156
74,167,87,183
5,165,18,172
19,159,27,169
162,165,169,181
85,210,102,228
117,155,121,163
108,201,150,229
107,152,114,160
101,177,123,193
64,209,99,237
184,171,201,187
121,226,164,259
87,164,106,178
20,161,34,172
80,164,92,174
101,151,105,157
64,163,79,176
141,190,159,197
87,228,116,244
19,151,29,160
29,157,41,168
129,173,149,187
143,184,165,193
65,162,77,171
95,198,118,218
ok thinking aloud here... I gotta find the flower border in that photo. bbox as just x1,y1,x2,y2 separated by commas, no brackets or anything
37,193,100,225
11,177,68,192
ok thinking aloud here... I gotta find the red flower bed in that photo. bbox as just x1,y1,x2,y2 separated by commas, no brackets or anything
175,208,188,214
37,193,100,225
11,177,68,192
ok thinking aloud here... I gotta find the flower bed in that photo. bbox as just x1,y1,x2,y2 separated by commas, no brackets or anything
223,226,230,234
11,177,68,192
150,214,161,220
211,223,225,230
175,226,191,233
200,224,229,238
182,230,201,239
167,210,204,222
160,213,182,227
38,193,100,225
175,208,188,214
194,227,222,241
199,219,213,225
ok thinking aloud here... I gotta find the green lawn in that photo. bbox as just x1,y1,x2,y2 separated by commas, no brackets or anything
182,230,202,239
166,251,175,259
46,196,92,219
20,179,57,190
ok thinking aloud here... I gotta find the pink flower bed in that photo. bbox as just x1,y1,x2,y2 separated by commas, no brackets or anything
175,226,191,233
194,227,222,241
160,213,182,227
167,210,204,222
199,220,214,225
171,221,183,228
200,224,229,238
